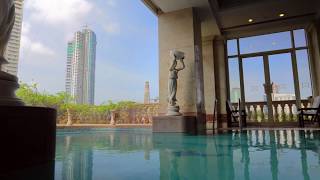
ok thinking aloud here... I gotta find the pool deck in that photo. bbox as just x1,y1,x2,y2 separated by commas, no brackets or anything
57,124,320,132
57,124,152,129
219,127,320,131
205,127,320,134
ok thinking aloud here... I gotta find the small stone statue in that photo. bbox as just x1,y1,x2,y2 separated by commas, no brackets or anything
167,50,185,116
0,0,24,106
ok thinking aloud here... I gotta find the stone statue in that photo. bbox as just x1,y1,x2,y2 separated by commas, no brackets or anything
167,50,185,116
0,0,15,59
0,0,24,106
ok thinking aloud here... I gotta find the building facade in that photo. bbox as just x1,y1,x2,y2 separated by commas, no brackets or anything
143,0,320,131
65,28,97,104
2,0,24,76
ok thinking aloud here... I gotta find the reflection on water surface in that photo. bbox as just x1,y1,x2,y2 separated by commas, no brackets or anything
55,129,320,180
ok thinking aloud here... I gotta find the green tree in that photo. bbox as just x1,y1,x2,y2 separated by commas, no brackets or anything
16,82,141,124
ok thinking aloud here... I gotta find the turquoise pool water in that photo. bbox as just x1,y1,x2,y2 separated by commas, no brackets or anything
55,129,320,180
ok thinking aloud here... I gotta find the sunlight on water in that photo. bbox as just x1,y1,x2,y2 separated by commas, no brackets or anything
55,129,320,180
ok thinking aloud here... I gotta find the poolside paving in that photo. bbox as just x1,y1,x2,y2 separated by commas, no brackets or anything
57,124,152,129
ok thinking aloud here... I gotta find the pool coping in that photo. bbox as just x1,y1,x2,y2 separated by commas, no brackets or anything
57,124,152,129
57,124,320,133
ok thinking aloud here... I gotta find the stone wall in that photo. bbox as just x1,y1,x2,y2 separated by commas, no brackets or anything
113,104,159,124
58,103,159,125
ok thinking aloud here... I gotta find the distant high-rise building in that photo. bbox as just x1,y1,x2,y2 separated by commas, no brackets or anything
144,81,150,104
65,42,73,96
2,0,24,76
65,27,97,104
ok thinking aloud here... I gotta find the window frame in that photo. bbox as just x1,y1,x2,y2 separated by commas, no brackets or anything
226,29,313,102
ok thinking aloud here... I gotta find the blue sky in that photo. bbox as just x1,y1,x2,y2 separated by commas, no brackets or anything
18,0,158,104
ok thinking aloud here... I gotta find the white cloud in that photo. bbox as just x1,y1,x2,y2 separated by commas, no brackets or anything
29,41,55,56
20,21,55,57
103,23,120,34
21,34,55,56
25,0,93,25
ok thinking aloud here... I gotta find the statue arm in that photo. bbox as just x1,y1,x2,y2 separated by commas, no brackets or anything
176,59,185,71
169,60,177,71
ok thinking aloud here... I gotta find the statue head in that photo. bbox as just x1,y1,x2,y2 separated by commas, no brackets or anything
0,0,15,60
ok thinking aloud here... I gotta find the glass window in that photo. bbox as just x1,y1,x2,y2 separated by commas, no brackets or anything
228,58,241,103
242,56,265,102
269,53,296,101
296,50,312,99
293,29,307,48
239,31,292,54
227,39,238,56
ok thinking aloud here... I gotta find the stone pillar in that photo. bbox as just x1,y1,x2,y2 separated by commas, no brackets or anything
193,11,206,134
66,108,73,126
202,39,216,129
110,110,116,125
144,81,150,104
307,19,320,96
159,8,197,115
158,8,205,133
213,37,228,128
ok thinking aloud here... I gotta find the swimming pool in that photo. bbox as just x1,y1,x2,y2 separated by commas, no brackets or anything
55,129,320,180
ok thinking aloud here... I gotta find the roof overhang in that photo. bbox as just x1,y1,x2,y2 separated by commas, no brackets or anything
142,0,320,32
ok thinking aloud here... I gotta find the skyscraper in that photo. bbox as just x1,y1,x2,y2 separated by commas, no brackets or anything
65,42,73,96
65,27,97,104
2,0,24,76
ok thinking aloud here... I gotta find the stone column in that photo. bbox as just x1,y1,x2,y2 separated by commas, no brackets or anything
213,36,228,128
158,8,198,116
66,108,73,126
158,8,205,133
307,19,320,96
202,39,216,129
110,110,116,125
144,81,150,104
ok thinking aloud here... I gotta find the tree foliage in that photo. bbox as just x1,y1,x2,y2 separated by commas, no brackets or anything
16,83,139,122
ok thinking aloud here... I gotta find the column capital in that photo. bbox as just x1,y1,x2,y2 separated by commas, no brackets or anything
213,35,226,46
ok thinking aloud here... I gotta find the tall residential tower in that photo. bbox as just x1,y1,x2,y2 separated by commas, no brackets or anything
2,0,24,75
65,27,97,104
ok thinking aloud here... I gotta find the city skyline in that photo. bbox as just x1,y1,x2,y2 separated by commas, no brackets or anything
66,27,97,104
17,0,158,104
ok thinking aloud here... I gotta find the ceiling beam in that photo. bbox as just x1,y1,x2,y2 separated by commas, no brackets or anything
141,0,163,16
208,0,222,34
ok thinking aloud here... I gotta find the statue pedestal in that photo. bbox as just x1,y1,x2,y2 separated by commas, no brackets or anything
152,116,197,134
1,106,56,176
0,72,24,106
166,105,182,116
